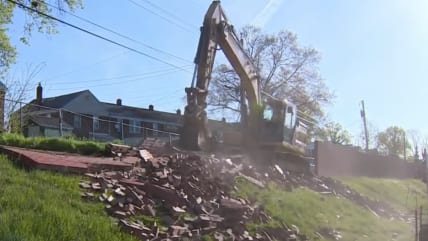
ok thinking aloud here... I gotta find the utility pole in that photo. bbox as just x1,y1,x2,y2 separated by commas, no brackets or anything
58,108,63,137
19,102,23,134
403,133,407,161
360,100,369,152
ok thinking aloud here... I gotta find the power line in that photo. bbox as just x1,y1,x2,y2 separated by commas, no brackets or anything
125,0,196,34
188,0,206,8
46,65,192,85
44,50,129,82
47,67,190,91
139,0,198,29
8,0,191,73
44,1,192,64
119,87,184,101
142,88,183,103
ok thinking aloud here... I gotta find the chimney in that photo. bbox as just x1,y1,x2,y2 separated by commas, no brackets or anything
116,98,122,106
148,104,154,111
36,83,43,104
176,109,181,115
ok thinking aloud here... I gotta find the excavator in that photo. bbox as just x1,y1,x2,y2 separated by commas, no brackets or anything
180,1,311,172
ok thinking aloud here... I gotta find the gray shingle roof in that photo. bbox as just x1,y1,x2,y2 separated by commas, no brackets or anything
102,102,182,124
28,89,182,125
39,90,90,108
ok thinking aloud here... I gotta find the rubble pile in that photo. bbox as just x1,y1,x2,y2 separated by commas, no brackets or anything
80,147,307,241
79,143,406,240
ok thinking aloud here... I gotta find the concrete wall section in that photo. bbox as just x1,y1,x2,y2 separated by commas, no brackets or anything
315,141,425,178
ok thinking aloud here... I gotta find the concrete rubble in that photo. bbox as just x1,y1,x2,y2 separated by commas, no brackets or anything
79,143,313,240
79,142,406,240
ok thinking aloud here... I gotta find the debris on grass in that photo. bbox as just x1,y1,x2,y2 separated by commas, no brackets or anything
79,142,410,240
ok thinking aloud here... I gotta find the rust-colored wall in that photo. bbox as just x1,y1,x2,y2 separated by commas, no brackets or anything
315,141,425,178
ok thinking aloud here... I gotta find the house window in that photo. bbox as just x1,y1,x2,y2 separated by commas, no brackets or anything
93,116,100,130
129,120,140,134
73,115,81,128
164,124,178,132
153,123,158,136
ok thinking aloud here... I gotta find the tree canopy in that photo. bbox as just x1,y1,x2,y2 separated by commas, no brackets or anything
376,126,411,157
316,121,352,145
208,26,333,122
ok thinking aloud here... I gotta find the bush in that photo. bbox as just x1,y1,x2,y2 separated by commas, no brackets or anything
0,133,107,156
37,138,76,153
75,141,104,155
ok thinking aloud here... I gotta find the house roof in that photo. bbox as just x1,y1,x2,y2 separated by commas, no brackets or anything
26,89,183,124
39,90,92,108
29,116,74,130
102,102,182,124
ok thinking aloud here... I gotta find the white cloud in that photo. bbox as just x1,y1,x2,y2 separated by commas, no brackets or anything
251,0,285,27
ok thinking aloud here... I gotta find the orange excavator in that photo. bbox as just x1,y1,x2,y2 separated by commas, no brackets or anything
180,1,310,172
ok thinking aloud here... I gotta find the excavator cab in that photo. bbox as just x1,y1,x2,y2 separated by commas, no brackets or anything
259,97,309,153
260,98,293,143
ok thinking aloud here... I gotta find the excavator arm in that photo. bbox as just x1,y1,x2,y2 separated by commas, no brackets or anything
180,1,262,150
180,0,309,154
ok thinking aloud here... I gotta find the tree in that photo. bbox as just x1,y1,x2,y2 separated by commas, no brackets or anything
208,26,334,122
376,126,411,157
357,121,379,150
422,134,428,151
315,121,352,145
407,129,422,159
0,0,82,75
4,63,43,132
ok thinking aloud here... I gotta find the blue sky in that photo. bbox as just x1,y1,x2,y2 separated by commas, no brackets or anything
7,0,428,142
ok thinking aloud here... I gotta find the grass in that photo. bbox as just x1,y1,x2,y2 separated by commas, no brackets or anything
0,155,137,241
0,133,421,241
0,133,108,155
337,177,427,212
234,177,414,241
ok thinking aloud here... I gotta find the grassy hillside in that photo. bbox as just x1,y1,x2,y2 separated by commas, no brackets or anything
338,177,427,212
0,139,422,241
234,177,415,241
0,155,136,241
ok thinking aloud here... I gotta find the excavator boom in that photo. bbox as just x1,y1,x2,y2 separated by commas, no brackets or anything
180,1,261,150
180,0,309,167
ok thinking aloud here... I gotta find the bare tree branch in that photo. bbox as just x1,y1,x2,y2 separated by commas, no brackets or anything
3,63,44,131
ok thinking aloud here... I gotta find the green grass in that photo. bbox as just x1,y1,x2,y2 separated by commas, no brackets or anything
0,155,137,241
337,177,427,212
234,177,414,241
0,133,108,156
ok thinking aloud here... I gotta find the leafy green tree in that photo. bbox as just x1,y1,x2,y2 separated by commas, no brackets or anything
208,26,333,121
316,121,352,145
0,0,82,75
376,126,411,157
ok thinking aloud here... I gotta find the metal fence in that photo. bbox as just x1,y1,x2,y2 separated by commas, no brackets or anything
3,98,180,146
416,207,428,241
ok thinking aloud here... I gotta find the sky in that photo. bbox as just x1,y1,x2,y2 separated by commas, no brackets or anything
6,0,428,143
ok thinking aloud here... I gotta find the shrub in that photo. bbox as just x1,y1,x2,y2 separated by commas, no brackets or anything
75,141,103,155
0,133,107,156
37,138,76,153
